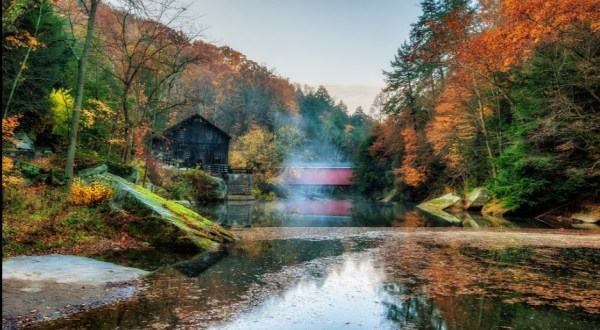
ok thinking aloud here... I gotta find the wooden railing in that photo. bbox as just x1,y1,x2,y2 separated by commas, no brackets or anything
203,164,252,177
229,168,252,174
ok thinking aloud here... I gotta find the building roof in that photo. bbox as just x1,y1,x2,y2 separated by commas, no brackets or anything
156,113,231,140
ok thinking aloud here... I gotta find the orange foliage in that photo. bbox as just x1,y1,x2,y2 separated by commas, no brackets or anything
394,126,429,187
2,116,24,188
69,179,114,206
459,0,600,72
426,71,478,176
369,116,404,160
2,115,22,143
132,122,149,159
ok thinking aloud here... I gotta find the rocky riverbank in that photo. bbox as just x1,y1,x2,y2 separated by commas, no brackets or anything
2,255,149,329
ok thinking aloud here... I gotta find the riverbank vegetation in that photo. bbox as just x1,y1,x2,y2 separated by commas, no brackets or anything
2,0,372,191
352,0,599,216
2,0,373,256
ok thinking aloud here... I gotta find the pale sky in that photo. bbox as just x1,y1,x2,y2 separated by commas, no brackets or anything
188,0,422,113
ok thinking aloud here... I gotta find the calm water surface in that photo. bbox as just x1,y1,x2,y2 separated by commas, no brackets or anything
196,200,547,229
33,200,599,329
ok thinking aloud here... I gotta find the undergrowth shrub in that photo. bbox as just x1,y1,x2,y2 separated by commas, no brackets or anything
168,168,220,203
2,156,23,188
69,178,114,206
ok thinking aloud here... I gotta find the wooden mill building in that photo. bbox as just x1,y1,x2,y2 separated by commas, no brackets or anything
152,114,230,171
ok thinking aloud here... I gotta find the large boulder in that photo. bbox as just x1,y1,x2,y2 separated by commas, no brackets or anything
99,173,234,250
416,193,462,223
570,213,600,230
418,193,462,210
77,164,108,178
571,213,600,224
465,187,491,209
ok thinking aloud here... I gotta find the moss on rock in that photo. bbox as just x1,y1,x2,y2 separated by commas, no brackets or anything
99,173,234,251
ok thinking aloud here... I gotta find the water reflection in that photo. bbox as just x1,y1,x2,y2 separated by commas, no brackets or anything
196,200,548,228
31,232,599,330
211,256,398,330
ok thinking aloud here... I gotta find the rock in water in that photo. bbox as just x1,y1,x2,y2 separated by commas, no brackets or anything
571,213,600,224
77,164,108,178
465,187,491,209
416,193,462,223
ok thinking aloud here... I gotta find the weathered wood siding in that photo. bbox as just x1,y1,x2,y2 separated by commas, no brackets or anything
153,115,230,168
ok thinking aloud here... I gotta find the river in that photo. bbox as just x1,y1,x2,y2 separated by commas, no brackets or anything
31,200,600,329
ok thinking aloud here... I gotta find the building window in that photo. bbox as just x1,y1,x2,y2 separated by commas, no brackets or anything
206,131,213,141
183,151,190,159
178,130,185,141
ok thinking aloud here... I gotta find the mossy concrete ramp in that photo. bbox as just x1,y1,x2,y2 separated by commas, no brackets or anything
99,173,234,250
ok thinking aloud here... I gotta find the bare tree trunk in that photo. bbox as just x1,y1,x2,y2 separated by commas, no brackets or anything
472,74,497,179
65,0,100,189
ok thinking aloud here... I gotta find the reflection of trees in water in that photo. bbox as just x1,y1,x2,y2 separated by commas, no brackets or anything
32,232,600,330
376,234,600,330
349,201,446,227
251,201,283,226
381,286,600,330
381,283,447,329
200,200,530,228
37,239,346,329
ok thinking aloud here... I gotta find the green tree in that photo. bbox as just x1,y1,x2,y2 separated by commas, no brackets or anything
351,134,393,199
2,0,70,136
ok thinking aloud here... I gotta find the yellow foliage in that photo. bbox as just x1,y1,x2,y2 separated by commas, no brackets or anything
482,198,510,217
49,88,74,138
230,125,281,185
82,99,117,128
69,179,114,206
2,156,24,188
229,150,248,168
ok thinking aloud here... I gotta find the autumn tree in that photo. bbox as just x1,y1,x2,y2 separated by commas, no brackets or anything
96,0,200,163
354,0,600,211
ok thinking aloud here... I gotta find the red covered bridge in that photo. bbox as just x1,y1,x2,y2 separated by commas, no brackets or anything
279,163,353,186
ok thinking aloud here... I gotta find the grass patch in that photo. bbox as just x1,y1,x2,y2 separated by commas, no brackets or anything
2,183,142,258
